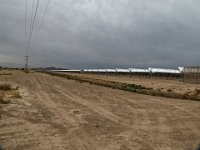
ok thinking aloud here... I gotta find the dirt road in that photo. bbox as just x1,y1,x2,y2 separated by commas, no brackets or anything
0,71,200,150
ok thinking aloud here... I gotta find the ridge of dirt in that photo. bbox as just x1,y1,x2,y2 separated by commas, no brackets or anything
44,71,200,101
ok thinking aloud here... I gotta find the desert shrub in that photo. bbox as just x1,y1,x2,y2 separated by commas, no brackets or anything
0,83,12,91
11,92,21,98
167,88,173,92
126,84,147,90
0,95,10,104
182,91,191,99
195,88,200,95
78,80,83,83
0,94,3,103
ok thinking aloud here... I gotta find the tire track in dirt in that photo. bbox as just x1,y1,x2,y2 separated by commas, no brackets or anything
41,73,200,149
37,75,183,149
44,75,162,128
35,74,131,149
41,75,127,124
30,75,77,125
30,74,102,149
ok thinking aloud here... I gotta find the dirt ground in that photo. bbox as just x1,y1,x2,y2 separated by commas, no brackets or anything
67,73,200,94
0,71,200,150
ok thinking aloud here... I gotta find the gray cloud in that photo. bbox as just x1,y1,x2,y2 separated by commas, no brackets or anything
0,0,200,68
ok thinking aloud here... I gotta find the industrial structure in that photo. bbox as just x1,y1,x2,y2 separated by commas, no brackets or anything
184,66,200,83
51,66,200,83
51,67,184,79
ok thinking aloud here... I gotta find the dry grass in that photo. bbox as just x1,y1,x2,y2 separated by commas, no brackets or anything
0,83,21,104
0,83,12,91
0,91,21,104
11,91,22,98
15,86,19,90
167,88,173,92
43,71,200,101
0,94,4,103
195,88,200,95
0,93,11,104
0,73,12,76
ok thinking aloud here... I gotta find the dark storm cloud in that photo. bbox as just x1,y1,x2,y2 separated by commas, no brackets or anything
0,0,200,68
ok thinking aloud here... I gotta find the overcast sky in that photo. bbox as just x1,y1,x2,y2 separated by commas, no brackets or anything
0,0,200,69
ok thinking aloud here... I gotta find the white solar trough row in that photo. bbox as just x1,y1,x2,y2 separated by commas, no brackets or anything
129,68,150,73
51,67,184,74
83,67,183,74
51,70,81,72
149,68,182,74
116,69,130,73
106,69,117,72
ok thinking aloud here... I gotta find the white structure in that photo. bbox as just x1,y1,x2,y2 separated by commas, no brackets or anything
51,67,184,75
51,70,81,72
149,68,181,74
106,69,116,73
98,69,107,73
129,68,150,73
91,69,99,72
178,67,184,73
116,69,130,73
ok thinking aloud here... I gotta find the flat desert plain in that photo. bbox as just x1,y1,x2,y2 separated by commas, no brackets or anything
0,71,200,150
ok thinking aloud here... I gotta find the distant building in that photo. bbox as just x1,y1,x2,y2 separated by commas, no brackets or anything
184,66,200,83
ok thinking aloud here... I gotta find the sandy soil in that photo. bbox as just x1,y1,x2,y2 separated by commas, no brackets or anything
67,73,200,94
0,71,200,150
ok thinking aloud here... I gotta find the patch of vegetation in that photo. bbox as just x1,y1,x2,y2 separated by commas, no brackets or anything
0,83,22,105
42,71,200,101
15,86,19,90
0,94,4,103
195,88,200,95
0,94,10,104
0,83,12,91
167,88,173,92
0,73,12,76
11,92,22,98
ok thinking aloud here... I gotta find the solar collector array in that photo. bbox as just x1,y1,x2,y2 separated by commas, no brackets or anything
51,67,183,74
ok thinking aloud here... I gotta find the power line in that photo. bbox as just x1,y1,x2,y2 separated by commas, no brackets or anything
26,0,40,54
33,0,51,46
24,0,51,72
27,0,35,56
25,0,27,40
25,0,40,72
28,0,35,39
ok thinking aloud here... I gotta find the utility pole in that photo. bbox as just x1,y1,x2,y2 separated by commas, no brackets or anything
25,55,29,73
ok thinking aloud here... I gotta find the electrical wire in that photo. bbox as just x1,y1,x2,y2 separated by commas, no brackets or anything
26,0,35,56
26,0,40,55
24,0,51,69
33,0,51,46
25,0,27,40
